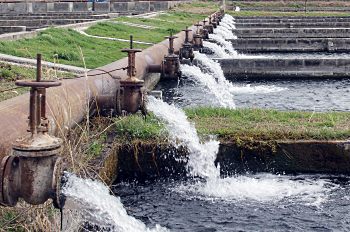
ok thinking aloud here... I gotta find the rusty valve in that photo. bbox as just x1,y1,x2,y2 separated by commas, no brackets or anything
201,19,209,40
211,14,218,28
179,27,195,63
205,16,214,34
193,23,204,51
148,32,182,80
119,35,144,114
0,54,64,208
161,33,181,79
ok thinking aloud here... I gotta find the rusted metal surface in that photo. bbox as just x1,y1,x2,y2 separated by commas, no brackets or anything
0,54,64,208
179,27,195,63
120,36,145,114
160,33,181,80
193,23,204,51
201,19,209,39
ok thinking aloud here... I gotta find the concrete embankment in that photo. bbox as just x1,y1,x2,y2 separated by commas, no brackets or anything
230,38,350,53
234,16,350,23
231,16,350,52
216,57,350,79
96,139,350,184
233,28,350,39
0,25,25,34
235,22,350,28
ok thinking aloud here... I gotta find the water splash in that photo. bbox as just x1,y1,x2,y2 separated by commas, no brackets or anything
203,41,231,58
208,34,237,57
222,14,236,27
180,63,236,109
214,25,237,40
175,174,335,205
147,96,220,179
61,173,169,232
230,84,287,94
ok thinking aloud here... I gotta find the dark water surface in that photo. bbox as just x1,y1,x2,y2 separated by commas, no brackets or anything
114,175,350,232
156,78,350,112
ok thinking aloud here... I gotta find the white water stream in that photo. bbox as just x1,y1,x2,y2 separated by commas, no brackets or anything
61,173,169,232
59,14,328,231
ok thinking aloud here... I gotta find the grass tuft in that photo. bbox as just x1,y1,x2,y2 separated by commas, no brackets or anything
114,113,167,141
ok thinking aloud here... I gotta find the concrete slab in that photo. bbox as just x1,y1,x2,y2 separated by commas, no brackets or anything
217,57,350,79
150,1,168,11
73,2,88,12
111,2,128,12
229,38,350,53
134,1,150,12
32,2,48,13
53,2,71,12
94,2,110,12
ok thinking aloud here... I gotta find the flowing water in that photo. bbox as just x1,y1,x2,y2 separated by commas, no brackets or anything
203,41,231,58
61,173,169,232
62,14,350,231
114,96,349,231
208,34,238,57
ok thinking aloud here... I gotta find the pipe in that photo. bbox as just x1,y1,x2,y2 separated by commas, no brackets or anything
0,25,197,159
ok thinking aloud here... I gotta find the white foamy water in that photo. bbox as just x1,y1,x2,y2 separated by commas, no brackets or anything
230,84,287,94
175,174,335,204
222,14,236,27
203,41,231,58
208,34,238,57
61,173,168,232
147,96,220,179
193,52,286,95
180,64,236,109
221,21,236,30
215,25,237,40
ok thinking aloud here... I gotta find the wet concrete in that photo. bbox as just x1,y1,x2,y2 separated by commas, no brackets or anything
216,57,350,79
95,139,350,183
233,28,350,39
230,38,350,53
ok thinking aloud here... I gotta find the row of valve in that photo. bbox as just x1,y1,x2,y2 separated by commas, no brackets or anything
0,10,225,209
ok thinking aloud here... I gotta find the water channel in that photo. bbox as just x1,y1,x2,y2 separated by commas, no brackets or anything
61,14,350,231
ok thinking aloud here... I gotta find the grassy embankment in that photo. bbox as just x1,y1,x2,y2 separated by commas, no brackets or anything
114,108,350,143
0,2,217,69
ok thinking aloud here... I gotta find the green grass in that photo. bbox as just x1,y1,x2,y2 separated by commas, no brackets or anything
0,2,219,69
0,62,75,101
228,11,350,17
86,11,209,44
0,28,148,69
112,108,350,142
114,113,167,141
185,108,350,141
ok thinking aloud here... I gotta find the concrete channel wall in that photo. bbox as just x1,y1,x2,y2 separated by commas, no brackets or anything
234,17,350,23
0,25,25,34
230,38,350,53
233,28,350,39
0,0,187,14
217,58,350,79
235,22,350,29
